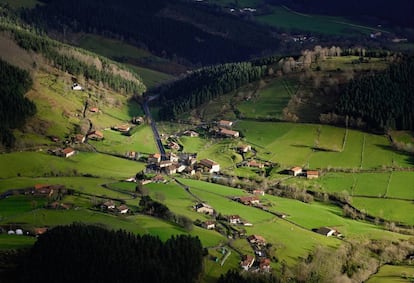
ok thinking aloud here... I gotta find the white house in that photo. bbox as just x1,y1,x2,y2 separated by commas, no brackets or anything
72,83,83,91
199,159,220,173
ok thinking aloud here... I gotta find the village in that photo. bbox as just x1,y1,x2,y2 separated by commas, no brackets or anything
39,114,333,274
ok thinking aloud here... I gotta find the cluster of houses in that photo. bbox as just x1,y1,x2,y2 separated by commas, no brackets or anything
289,166,320,179
241,235,272,272
145,152,220,176
99,200,129,214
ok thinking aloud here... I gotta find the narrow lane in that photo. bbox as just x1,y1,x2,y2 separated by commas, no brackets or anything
142,99,166,160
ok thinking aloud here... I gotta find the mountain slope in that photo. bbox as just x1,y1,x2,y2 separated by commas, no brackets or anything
0,19,146,149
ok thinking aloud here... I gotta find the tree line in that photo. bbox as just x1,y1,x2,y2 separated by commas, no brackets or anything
10,28,145,94
19,223,203,283
336,57,414,131
151,60,277,120
0,21,145,95
0,59,36,148
22,0,279,65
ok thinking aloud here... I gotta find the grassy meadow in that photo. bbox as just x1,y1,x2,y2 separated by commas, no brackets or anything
257,6,381,36
366,265,414,283
0,151,144,179
236,78,293,120
88,125,158,155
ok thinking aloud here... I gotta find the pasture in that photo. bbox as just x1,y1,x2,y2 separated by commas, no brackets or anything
352,197,414,225
366,265,414,283
0,151,144,179
257,6,379,36
177,178,341,264
236,78,293,120
0,235,36,249
316,172,414,200
89,125,158,155
76,34,175,87
236,121,413,169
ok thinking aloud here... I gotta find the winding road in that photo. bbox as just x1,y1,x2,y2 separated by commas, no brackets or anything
142,98,166,160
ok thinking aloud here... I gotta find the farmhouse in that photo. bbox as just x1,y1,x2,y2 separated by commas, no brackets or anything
159,160,173,168
240,255,255,271
60,147,76,158
247,160,264,168
165,152,179,162
148,153,161,164
125,151,138,160
184,167,195,175
74,134,85,143
315,227,337,237
132,116,144,124
33,227,48,236
228,215,241,224
247,235,266,246
87,130,104,140
71,83,83,90
237,196,260,205
218,120,233,127
89,107,99,113
237,144,251,153
306,170,320,179
202,220,216,230
183,130,199,137
101,200,116,211
164,165,177,175
194,203,214,215
199,159,220,173
152,174,166,183
33,184,53,196
289,166,302,176
118,205,129,214
176,164,186,173
259,258,271,272
219,128,239,138
167,141,180,150
112,124,131,132
253,189,265,196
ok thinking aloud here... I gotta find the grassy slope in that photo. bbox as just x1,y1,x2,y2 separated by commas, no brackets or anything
0,151,144,179
257,6,381,36
75,33,174,88
366,265,414,283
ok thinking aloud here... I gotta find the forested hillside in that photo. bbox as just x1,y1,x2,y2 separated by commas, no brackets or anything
9,28,145,95
337,57,414,131
20,224,203,283
0,59,36,147
152,58,280,120
22,0,279,65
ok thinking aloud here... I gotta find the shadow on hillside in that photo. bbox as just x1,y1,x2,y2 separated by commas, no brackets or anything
375,144,414,166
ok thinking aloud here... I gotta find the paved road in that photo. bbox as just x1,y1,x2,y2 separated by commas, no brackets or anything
142,100,166,160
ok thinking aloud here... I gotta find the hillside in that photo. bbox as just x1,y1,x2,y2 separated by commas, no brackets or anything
0,3,413,283
0,16,147,149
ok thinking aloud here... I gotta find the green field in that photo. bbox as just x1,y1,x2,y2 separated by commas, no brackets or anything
0,151,144,179
0,0,40,9
76,34,174,87
235,121,413,170
257,6,381,36
366,265,414,283
0,234,36,249
88,125,158,155
236,79,293,120
352,197,414,225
